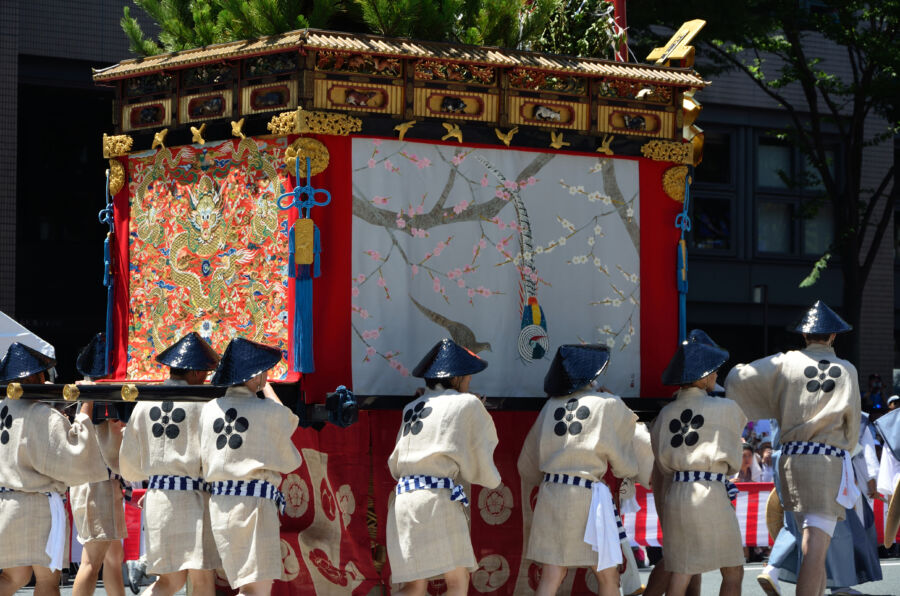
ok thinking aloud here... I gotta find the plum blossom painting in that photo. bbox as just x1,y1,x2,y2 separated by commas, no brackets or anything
351,139,640,397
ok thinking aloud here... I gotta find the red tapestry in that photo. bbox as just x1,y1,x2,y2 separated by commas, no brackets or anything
125,138,293,379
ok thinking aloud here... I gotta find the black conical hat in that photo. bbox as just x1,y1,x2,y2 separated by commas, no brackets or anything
789,300,852,335
0,342,57,382
661,329,729,386
156,332,220,371
543,344,611,396
76,333,108,379
411,338,487,379
211,337,281,386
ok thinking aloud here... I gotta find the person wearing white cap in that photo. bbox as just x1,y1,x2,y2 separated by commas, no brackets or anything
888,395,900,410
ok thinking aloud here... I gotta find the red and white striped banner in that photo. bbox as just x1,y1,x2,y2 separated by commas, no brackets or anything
873,495,900,546
621,482,775,547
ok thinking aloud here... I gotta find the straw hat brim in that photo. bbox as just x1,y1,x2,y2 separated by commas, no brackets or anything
765,488,784,542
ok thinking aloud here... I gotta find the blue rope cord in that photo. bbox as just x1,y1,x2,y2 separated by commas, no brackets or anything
277,156,330,373
675,166,694,343
99,169,115,376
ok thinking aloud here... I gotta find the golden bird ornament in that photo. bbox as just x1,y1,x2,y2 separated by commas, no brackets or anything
190,123,207,145
550,131,570,150
441,122,463,143
494,127,519,147
231,118,245,139
151,128,168,151
596,134,615,156
394,120,416,141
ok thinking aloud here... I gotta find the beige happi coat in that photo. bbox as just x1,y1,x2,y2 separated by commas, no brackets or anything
725,344,861,519
0,400,108,567
387,388,501,583
199,386,301,588
650,387,746,575
119,379,220,574
71,420,128,543
517,390,638,567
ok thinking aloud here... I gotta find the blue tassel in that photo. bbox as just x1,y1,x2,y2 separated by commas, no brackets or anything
294,276,314,373
102,234,113,376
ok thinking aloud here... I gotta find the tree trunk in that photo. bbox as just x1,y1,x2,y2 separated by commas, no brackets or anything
840,243,862,366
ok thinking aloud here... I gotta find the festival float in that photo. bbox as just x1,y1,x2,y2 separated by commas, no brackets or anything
14,20,752,595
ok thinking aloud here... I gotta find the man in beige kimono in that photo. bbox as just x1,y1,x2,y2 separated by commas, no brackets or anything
726,301,860,596
71,333,129,596
119,332,221,596
518,344,638,596
0,342,108,596
387,338,501,596
650,330,746,596
200,338,302,596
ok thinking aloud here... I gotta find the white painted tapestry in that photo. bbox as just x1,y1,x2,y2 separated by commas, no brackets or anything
351,139,640,397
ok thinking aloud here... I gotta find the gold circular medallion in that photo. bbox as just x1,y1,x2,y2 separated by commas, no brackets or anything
6,382,23,400
121,384,139,402
284,138,330,177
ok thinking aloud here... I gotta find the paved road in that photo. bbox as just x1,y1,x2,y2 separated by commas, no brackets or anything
15,561,900,595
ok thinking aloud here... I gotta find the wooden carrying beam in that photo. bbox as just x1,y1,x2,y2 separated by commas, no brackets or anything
2,382,229,403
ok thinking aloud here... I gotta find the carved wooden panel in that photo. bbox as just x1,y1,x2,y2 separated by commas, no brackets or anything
240,80,299,116
179,90,233,124
597,106,676,139
507,97,589,131
313,79,403,114
412,88,498,123
122,98,173,132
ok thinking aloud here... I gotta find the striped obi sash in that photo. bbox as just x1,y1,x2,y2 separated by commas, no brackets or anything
543,473,627,541
108,468,134,502
672,470,739,499
782,441,845,457
148,475,206,492
207,480,286,513
395,475,469,506
781,440,859,509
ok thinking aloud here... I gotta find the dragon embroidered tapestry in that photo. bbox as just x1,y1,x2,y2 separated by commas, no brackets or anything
126,138,292,380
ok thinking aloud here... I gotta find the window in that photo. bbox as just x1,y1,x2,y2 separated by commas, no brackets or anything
757,140,791,189
692,196,732,250
754,135,837,257
690,130,735,253
757,201,792,253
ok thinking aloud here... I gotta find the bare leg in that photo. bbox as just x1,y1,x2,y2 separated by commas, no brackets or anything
535,564,567,596
592,566,619,596
643,558,669,596
33,566,62,596
667,572,692,596
73,541,112,596
443,567,470,596
394,579,427,596
236,580,272,596
797,527,830,596
719,566,743,596
103,540,126,596
0,567,34,596
143,571,188,596
186,570,215,596
687,574,702,596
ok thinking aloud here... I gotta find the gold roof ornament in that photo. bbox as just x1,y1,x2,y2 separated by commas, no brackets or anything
646,20,707,68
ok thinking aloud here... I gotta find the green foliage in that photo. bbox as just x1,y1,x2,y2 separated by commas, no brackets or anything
532,0,623,59
799,253,831,288
121,0,365,56
121,0,610,56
